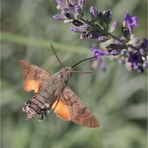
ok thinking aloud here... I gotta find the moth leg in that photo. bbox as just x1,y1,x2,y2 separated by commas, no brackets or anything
38,107,50,120
43,107,50,118
37,111,45,120
40,112,44,120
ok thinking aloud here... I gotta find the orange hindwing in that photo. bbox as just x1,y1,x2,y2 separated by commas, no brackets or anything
53,87,99,128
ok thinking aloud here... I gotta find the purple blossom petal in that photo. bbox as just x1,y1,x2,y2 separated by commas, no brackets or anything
128,52,142,64
143,60,148,68
98,36,107,42
69,26,81,32
52,14,66,20
79,0,85,8
109,50,120,55
123,13,138,30
56,0,63,5
140,38,148,50
70,24,92,32
103,9,112,24
121,49,127,55
63,11,75,19
89,6,98,19
136,66,144,73
71,0,78,5
75,5,82,14
91,48,108,57
56,0,66,10
91,48,107,71
110,21,118,32
81,31,100,39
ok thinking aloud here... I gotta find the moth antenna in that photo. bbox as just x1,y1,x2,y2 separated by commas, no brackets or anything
51,44,64,67
71,56,97,68
71,70,92,74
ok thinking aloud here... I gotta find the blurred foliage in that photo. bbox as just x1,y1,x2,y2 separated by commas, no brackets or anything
1,0,147,148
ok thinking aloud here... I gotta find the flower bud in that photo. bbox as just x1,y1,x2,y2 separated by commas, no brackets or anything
89,6,98,20
103,9,112,24
110,21,118,33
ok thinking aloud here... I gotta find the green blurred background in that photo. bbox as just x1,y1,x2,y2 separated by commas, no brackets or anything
1,0,147,148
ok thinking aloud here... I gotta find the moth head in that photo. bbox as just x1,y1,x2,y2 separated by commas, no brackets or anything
59,67,72,79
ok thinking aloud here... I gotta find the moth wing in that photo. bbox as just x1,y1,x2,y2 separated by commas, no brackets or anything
20,60,51,93
52,99,71,121
53,87,99,128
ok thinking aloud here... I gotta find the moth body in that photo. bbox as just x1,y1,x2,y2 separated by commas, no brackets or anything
21,60,99,127
23,67,72,120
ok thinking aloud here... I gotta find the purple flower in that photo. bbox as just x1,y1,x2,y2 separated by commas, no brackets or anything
79,0,85,8
140,38,148,50
53,1,147,73
80,31,100,39
91,48,107,71
143,60,148,68
98,36,107,42
110,21,118,33
74,4,83,19
55,0,63,4
103,9,112,24
53,0,85,21
56,0,66,10
69,23,92,32
120,49,127,55
123,13,138,30
52,14,67,20
109,50,120,55
89,6,98,19
128,52,142,64
72,20,83,26
91,48,109,58
75,5,82,14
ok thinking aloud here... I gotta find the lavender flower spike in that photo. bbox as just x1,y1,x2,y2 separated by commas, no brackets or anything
53,0,85,21
53,1,148,73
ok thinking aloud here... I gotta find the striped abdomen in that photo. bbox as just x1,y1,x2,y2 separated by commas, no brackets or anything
22,92,56,120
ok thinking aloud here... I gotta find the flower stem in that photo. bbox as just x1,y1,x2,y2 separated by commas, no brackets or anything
79,18,139,50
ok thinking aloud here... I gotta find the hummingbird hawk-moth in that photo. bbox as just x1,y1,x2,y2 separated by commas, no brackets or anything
20,47,99,128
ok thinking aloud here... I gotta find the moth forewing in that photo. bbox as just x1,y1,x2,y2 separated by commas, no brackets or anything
20,60,50,93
